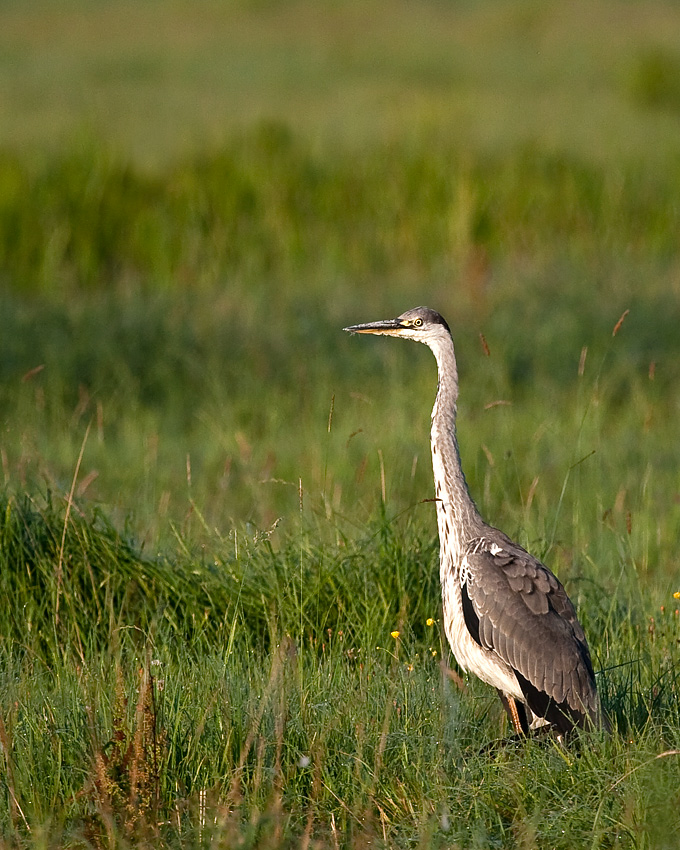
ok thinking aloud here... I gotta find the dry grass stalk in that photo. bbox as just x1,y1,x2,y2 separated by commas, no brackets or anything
84,660,164,846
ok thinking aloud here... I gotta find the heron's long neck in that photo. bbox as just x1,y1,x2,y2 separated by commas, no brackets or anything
429,336,482,555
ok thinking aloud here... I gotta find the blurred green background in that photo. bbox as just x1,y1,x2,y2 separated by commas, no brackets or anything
4,0,680,166
2,0,679,543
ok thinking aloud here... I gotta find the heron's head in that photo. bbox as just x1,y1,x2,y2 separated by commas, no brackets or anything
343,306,451,346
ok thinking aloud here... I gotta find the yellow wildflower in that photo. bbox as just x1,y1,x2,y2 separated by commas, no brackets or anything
391,630,400,639
426,618,435,626
674,591,680,599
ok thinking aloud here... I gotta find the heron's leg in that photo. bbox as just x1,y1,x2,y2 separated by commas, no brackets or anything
497,690,529,735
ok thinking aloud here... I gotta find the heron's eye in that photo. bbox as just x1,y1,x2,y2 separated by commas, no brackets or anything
413,318,423,328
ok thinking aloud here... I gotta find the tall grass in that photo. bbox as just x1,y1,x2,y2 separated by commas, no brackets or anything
2,130,680,295
1,132,680,845
0,490,679,847
2,131,679,535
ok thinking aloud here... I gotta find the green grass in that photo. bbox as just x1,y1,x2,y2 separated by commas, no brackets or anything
1,1,680,845
0,490,679,847
2,138,680,843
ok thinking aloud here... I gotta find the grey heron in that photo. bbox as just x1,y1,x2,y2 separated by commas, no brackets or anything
344,306,606,736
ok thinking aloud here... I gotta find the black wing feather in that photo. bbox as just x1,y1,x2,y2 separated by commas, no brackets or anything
461,580,482,646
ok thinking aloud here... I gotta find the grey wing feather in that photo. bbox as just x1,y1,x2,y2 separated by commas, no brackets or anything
463,533,599,722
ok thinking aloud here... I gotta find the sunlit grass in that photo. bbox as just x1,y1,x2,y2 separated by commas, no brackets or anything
0,489,679,846
2,253,680,843
1,12,680,838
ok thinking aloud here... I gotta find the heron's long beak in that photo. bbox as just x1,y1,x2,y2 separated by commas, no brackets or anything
343,318,404,336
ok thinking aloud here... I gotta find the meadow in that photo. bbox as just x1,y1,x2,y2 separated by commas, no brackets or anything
2,1,680,847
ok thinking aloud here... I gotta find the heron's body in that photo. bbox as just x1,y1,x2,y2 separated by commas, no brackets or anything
344,307,604,736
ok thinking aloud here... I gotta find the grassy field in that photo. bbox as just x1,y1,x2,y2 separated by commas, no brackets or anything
3,0,680,166
2,1,680,847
